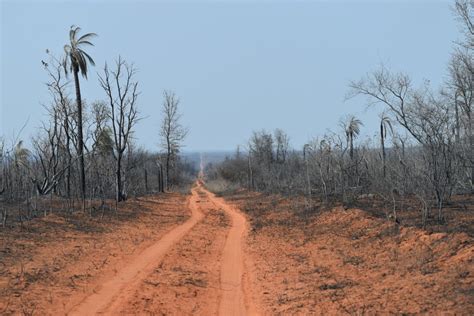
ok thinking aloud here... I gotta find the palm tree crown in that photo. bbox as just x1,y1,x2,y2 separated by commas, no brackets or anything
379,113,393,140
63,26,97,79
345,115,363,160
345,115,363,140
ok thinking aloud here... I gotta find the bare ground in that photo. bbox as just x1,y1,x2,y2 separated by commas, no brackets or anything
0,193,190,315
0,183,256,315
1,183,473,315
221,189,474,315
120,185,230,315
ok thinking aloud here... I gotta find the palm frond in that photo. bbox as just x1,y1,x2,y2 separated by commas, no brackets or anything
69,27,74,43
78,32,97,42
346,116,363,137
61,56,69,76
76,52,88,78
380,113,393,138
69,26,80,43
65,26,96,79
77,40,95,47
78,48,95,66
14,141,30,168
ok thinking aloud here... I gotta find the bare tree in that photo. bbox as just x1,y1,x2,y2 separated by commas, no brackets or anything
275,129,290,164
349,67,458,222
454,0,474,49
303,143,312,206
99,57,140,202
448,1,474,190
44,52,75,199
160,90,188,190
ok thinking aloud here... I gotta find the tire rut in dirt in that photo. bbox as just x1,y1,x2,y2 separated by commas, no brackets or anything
118,194,230,315
68,190,203,315
204,189,254,316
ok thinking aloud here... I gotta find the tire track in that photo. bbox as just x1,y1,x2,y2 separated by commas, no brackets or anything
68,186,204,315
202,187,258,316
118,184,229,315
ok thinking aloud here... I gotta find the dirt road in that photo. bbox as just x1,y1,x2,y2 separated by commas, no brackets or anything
205,188,256,316
2,181,472,315
67,181,255,315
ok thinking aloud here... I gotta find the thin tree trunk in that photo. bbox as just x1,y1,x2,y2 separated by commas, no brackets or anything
248,155,253,190
350,136,354,160
157,165,161,193
72,66,86,211
166,147,171,191
116,154,123,202
381,123,386,178
160,163,164,193
65,119,72,200
305,159,311,207
144,168,148,193
469,112,474,193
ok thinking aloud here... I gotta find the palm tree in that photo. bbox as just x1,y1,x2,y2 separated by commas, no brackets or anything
379,113,393,178
345,115,363,160
63,26,97,209
14,141,30,169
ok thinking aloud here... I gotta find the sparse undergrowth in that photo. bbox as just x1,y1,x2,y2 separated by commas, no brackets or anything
220,188,474,314
0,193,190,315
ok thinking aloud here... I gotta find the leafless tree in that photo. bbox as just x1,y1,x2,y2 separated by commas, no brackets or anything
160,90,188,190
44,52,75,199
446,1,474,191
454,0,474,49
275,129,290,164
99,56,140,203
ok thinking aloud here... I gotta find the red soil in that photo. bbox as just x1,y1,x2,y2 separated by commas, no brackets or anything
0,194,190,315
1,183,472,315
222,190,474,314
1,183,256,315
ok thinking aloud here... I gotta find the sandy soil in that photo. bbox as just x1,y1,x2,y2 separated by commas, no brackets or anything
68,188,203,315
221,190,474,315
118,182,256,315
120,184,229,315
0,193,190,315
2,181,472,315
205,188,257,316
1,183,256,315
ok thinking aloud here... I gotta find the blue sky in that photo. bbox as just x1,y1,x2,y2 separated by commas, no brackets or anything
1,0,459,152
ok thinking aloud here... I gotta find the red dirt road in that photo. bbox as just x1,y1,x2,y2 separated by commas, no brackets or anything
68,186,204,315
204,188,256,316
67,181,255,315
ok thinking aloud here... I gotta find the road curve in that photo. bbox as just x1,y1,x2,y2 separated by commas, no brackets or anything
203,187,258,316
68,186,204,315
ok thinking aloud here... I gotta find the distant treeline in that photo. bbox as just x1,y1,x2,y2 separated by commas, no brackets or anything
207,0,474,228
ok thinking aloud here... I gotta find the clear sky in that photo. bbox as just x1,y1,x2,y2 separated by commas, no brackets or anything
1,0,459,152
